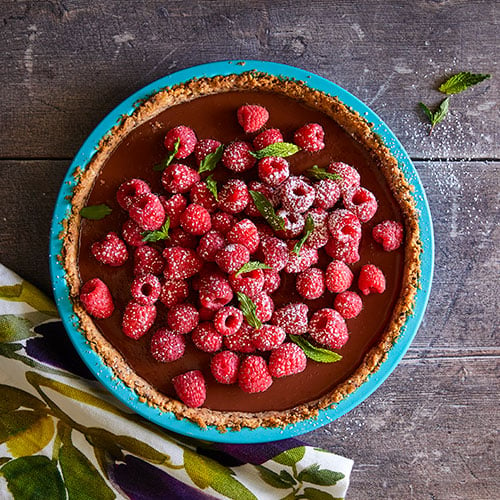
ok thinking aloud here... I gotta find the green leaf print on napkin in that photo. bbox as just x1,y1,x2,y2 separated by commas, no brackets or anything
6,413,54,458
0,315,36,343
273,446,306,466
301,486,341,499
297,463,345,486
0,385,46,413
0,282,57,316
255,465,293,489
0,455,66,500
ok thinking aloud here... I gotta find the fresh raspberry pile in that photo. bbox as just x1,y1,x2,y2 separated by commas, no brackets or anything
80,105,402,408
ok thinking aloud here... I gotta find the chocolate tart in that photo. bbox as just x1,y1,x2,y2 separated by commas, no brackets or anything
61,71,421,431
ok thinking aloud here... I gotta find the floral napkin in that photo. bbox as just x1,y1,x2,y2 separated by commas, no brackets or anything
0,264,353,499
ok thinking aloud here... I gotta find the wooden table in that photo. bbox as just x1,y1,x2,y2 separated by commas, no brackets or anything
1,1,498,497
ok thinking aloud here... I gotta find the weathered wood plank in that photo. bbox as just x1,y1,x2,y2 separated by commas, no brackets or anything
0,0,498,159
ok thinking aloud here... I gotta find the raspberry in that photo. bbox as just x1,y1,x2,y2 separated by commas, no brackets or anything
313,179,341,210
134,246,164,276
372,220,404,251
180,203,212,236
253,291,274,322
237,104,269,133
167,302,199,334
343,187,378,223
255,222,274,239
211,351,240,384
159,279,189,308
327,162,360,195
269,343,307,378
309,308,349,349
130,274,161,306
252,324,285,351
238,355,273,393
358,264,386,295
80,278,114,319
190,182,217,213
327,209,362,243
199,274,233,310
122,219,146,248
172,370,206,408
279,176,315,213
211,212,237,234
163,246,202,280
191,322,223,352
129,193,165,231
164,125,197,159
253,128,283,150
197,230,226,262
150,328,186,362
334,291,363,319
91,232,128,267
296,267,325,300
276,210,305,239
117,179,151,211
122,301,156,340
324,238,360,264
214,306,244,336
259,236,289,272
325,260,354,293
160,194,187,228
305,208,329,249
166,227,197,249
162,163,200,194
262,268,281,294
199,307,216,321
226,219,260,254
258,157,290,187
272,303,309,336
215,244,250,273
229,268,264,297
194,138,222,166
218,179,250,214
224,323,256,353
284,241,318,273
222,142,256,172
245,181,278,218
294,123,325,152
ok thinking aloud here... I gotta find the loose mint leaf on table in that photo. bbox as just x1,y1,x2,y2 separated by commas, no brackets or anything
293,214,315,256
438,72,491,95
153,138,180,171
198,145,224,174
419,97,450,134
141,218,170,242
204,174,219,201
237,292,262,329
80,204,112,220
250,142,300,159
305,165,341,181
289,335,342,363
235,261,272,277
249,190,285,231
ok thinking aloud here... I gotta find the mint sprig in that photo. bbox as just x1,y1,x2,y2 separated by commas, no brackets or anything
198,145,224,174
141,218,170,242
80,204,112,220
305,165,341,181
249,190,285,232
236,292,262,329
235,261,272,277
292,214,315,256
153,138,180,171
438,72,491,95
419,97,450,135
250,142,300,159
289,335,342,363
204,175,218,201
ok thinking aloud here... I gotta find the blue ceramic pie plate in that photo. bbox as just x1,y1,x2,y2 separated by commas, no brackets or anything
50,60,434,443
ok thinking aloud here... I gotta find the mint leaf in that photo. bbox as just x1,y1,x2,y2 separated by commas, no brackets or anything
419,97,450,134
204,175,218,201
438,72,491,95
198,145,224,174
235,261,272,277
249,190,285,231
250,142,300,159
305,165,341,181
237,292,262,329
80,204,112,220
141,218,170,242
289,335,342,363
293,214,315,256
153,138,180,171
